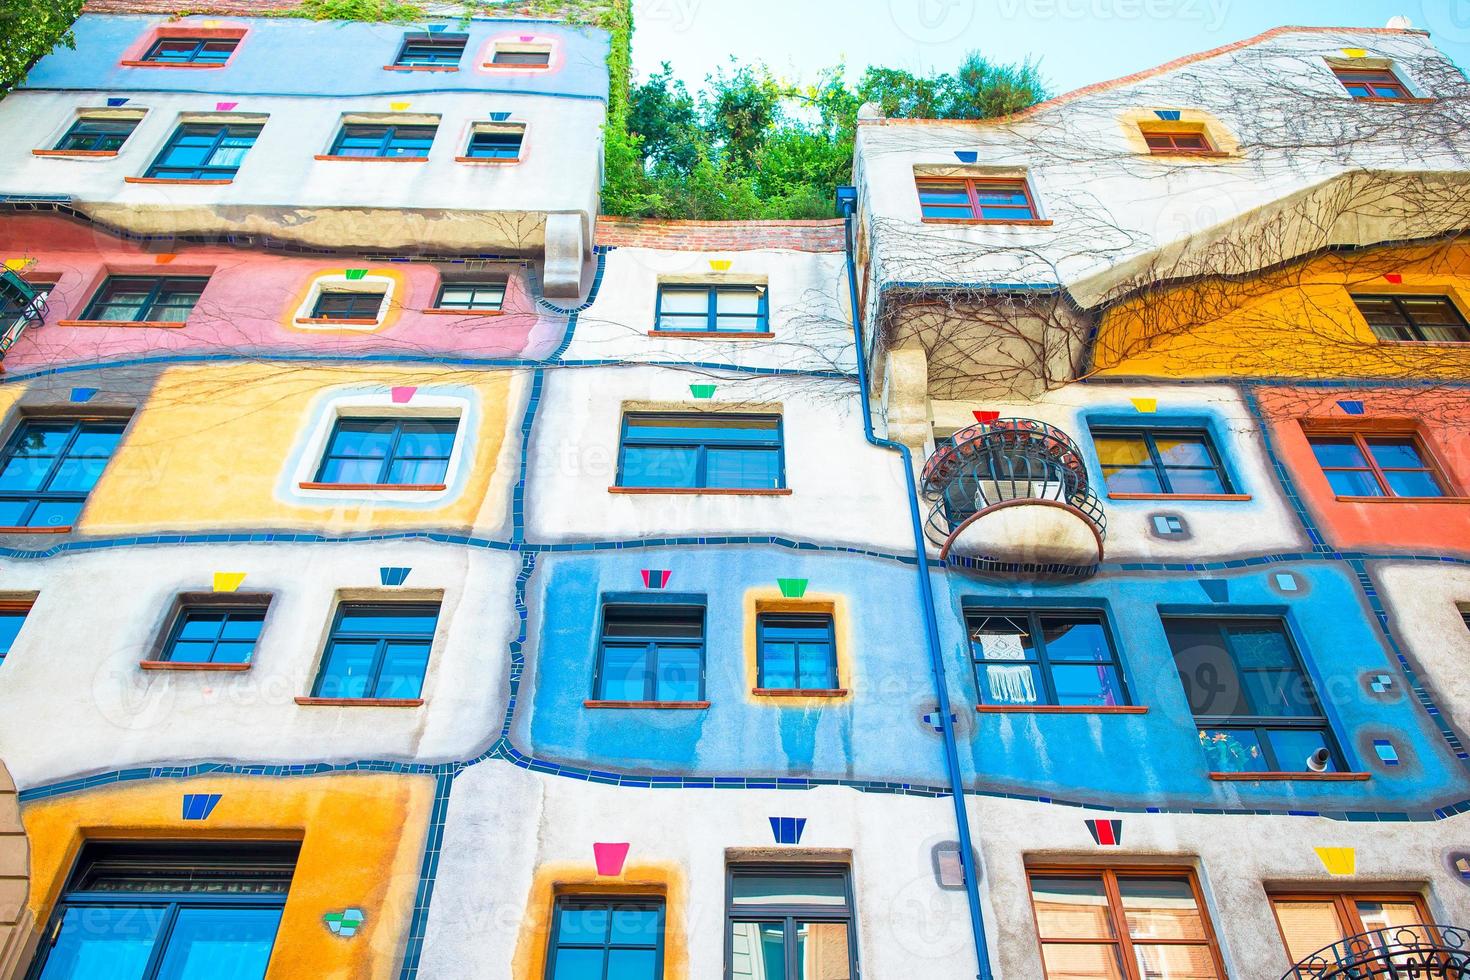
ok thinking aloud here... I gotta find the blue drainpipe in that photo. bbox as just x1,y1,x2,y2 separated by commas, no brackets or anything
835,187,995,980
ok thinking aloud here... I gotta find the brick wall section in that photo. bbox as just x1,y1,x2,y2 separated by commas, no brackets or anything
83,0,305,11
595,217,846,253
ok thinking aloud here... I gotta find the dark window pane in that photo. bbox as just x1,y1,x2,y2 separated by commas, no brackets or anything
731,873,848,906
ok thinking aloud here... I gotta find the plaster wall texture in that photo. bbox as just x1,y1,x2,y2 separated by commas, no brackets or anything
1370,561,1470,733
0,541,520,788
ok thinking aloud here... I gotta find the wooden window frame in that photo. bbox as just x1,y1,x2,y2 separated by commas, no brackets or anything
1141,128,1219,156
1302,424,1459,500
916,176,1047,225
1333,67,1415,101
1026,865,1227,980
1268,891,1435,965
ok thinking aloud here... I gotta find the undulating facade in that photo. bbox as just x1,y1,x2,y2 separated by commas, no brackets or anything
0,9,1468,980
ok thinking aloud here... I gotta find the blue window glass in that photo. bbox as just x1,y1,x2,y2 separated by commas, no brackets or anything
31,841,295,980
1308,433,1449,499
162,604,266,665
394,33,466,66
145,124,259,180
967,609,1129,708
55,117,138,152
596,604,704,702
654,285,769,334
139,37,238,65
757,613,837,690
313,417,458,487
465,128,523,159
1333,67,1413,100
435,281,506,311
0,419,125,530
0,604,29,665
80,276,206,323
329,124,436,159
1092,427,1233,496
617,413,784,491
547,897,664,980
917,177,1038,221
728,866,856,979
310,290,386,321
312,602,438,700
1164,617,1342,773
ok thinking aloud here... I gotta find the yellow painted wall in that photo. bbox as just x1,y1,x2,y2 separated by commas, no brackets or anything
1091,242,1470,380
21,773,433,980
80,363,517,532
742,587,855,705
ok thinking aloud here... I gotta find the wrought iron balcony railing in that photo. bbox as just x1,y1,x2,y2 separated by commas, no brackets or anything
0,267,48,356
1283,924,1470,979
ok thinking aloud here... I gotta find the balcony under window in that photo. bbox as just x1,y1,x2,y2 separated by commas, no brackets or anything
1282,923,1470,979
0,268,49,356
921,418,1105,576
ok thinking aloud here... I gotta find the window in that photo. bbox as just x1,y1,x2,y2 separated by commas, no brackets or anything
31,841,296,980
1307,432,1450,498
0,418,125,529
394,33,465,66
1352,294,1470,343
617,413,784,491
80,276,206,323
757,613,837,691
654,284,769,334
595,603,705,703
0,603,29,665
491,45,551,67
311,289,386,322
139,37,238,65
329,124,436,159
1333,67,1413,100
1270,892,1435,966
1091,427,1234,496
55,116,138,152
727,865,856,980
312,417,458,488
145,123,260,180
916,177,1039,222
1027,867,1224,980
1143,130,1214,154
547,897,664,979
312,602,438,700
967,609,1128,708
1163,617,1342,774
434,280,506,312
464,127,523,160
161,602,266,665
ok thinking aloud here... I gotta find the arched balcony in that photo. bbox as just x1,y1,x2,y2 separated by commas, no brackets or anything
1282,924,1470,978
0,268,48,357
921,418,1105,577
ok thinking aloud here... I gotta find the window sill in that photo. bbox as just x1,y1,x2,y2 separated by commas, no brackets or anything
608,487,792,496
295,696,424,707
1106,493,1252,502
123,176,234,185
454,156,520,164
314,154,429,163
294,317,382,326
483,64,551,71
1333,495,1470,504
32,149,119,158
383,64,460,72
1147,151,1234,159
753,688,848,698
119,60,227,69
298,482,447,492
921,218,1054,226
976,704,1148,714
584,700,710,710
59,319,188,329
1208,771,1370,782
422,307,504,316
140,660,250,671
0,525,71,534
1349,96,1437,104
649,330,771,340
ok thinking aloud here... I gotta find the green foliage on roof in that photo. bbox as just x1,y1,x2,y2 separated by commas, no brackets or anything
0,0,84,92
288,0,427,21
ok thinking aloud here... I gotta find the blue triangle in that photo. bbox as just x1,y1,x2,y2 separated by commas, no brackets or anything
380,567,411,586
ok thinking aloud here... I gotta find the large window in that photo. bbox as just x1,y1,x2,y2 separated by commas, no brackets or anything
145,123,260,180
1270,892,1435,967
161,602,267,665
1352,294,1470,343
435,280,506,312
328,124,436,159
1091,427,1234,496
0,418,125,530
55,116,138,152
31,841,296,980
80,276,206,324
546,897,664,979
727,865,856,980
1307,432,1450,498
394,33,465,67
595,603,705,703
139,36,238,65
617,413,784,491
312,417,457,488
654,284,769,334
916,177,1039,222
757,613,838,691
311,602,439,700
0,602,30,665
1027,867,1224,980
967,608,1129,708
1333,67,1413,100
1163,617,1342,774
310,289,386,322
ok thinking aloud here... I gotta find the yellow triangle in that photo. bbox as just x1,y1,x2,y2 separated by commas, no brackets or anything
1315,846,1355,876
1130,397,1158,414
1342,48,1369,59
709,260,732,272
213,572,246,593
3,258,33,272
390,101,411,111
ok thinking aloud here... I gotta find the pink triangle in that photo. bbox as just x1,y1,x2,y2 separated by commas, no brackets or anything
215,101,238,111
391,386,416,404
519,34,535,42
593,842,629,876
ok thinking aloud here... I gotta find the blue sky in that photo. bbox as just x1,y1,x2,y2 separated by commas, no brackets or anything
630,0,1470,97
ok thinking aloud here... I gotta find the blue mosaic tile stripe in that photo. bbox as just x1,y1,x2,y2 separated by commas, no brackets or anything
397,770,456,980
499,553,537,739
511,370,544,545
1239,384,1331,554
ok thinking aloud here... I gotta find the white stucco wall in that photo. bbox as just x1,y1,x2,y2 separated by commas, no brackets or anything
1370,561,1470,733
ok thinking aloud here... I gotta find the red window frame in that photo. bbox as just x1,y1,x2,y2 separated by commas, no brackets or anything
916,177,1042,224
1333,67,1414,100
1142,130,1216,155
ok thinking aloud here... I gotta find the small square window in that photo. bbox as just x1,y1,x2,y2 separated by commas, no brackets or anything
312,417,458,488
1333,66,1414,100
146,123,261,180
140,37,238,65
1091,426,1234,496
617,413,784,491
311,602,439,700
311,290,386,322
161,601,267,665
55,116,139,152
546,897,664,978
328,124,436,159
1352,294,1470,343
464,127,523,160
595,603,705,703
1142,129,1215,155
490,44,551,67
916,177,1039,222
0,602,31,665
1307,431,1451,498
434,280,505,312
394,33,465,67
80,276,206,323
757,613,837,691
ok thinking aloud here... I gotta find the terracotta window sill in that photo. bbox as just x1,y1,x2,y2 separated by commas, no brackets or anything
124,176,233,185
383,64,459,72
609,487,792,496
1209,771,1370,782
921,218,1054,226
1350,96,1437,104
314,155,429,163
976,704,1148,714
294,317,381,326
0,525,71,534
32,149,119,158
422,308,504,316
140,660,250,672
1147,151,1234,159
1334,495,1470,504
59,319,188,329
753,688,848,698
1106,493,1252,502
119,60,226,69
650,330,771,340
483,64,551,71
295,696,423,707
454,156,520,164
584,700,710,710
298,482,446,492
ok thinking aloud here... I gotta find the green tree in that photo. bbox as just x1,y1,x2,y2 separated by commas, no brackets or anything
0,0,83,93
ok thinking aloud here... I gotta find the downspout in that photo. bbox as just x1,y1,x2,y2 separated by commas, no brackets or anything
835,187,995,980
